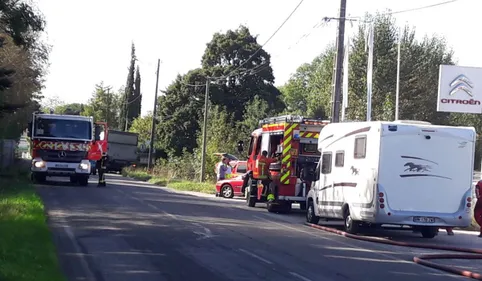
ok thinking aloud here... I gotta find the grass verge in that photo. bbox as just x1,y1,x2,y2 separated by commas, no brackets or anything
122,167,215,194
0,164,66,281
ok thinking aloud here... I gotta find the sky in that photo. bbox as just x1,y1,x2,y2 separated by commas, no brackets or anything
35,0,482,116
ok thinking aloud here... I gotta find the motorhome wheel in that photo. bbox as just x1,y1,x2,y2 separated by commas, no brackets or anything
306,200,320,224
344,209,359,234
420,226,438,239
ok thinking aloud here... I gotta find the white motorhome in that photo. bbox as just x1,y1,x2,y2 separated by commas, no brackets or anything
306,120,475,238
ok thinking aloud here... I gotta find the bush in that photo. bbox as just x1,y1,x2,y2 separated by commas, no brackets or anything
123,165,215,194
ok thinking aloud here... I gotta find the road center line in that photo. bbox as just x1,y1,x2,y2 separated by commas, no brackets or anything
289,271,313,281
238,248,273,264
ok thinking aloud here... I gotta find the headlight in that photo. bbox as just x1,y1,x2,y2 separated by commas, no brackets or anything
34,161,45,168
79,163,89,170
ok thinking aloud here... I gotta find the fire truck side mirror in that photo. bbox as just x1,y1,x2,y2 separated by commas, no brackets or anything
302,166,319,182
27,122,32,138
237,140,244,153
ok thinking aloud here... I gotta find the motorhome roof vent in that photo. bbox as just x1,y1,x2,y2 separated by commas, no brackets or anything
393,120,432,125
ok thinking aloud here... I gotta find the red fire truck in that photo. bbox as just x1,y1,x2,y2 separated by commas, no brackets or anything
28,112,97,186
237,115,329,213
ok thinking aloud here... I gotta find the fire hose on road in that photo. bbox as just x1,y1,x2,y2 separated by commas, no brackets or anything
304,222,482,280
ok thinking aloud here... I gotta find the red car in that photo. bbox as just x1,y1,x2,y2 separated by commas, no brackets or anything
215,160,247,198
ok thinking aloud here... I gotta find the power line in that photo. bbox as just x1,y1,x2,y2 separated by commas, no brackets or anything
211,0,305,82
385,0,459,15
178,0,305,88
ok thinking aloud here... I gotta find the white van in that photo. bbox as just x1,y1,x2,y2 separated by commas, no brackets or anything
306,120,475,238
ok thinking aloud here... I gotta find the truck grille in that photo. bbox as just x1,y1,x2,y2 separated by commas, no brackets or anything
38,150,87,163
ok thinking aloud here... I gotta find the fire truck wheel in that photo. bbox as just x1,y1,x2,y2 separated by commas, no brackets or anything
267,202,277,213
78,176,89,186
220,184,234,198
32,173,46,184
246,189,257,207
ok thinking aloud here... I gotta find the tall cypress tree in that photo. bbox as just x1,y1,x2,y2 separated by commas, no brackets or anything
131,66,142,120
119,42,136,131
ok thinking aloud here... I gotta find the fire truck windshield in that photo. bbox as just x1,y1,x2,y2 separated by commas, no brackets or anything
34,118,92,140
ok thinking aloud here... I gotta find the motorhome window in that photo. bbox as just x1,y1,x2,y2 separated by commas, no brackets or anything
335,151,344,167
34,118,92,140
269,134,283,157
321,152,332,174
354,136,367,159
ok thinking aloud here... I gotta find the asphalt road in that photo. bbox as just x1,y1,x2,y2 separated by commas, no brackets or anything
36,174,477,281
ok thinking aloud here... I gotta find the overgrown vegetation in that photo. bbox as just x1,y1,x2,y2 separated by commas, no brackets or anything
122,166,214,194
0,165,65,281
0,0,50,139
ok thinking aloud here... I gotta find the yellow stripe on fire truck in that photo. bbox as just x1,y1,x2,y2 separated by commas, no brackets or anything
299,131,319,138
280,123,298,184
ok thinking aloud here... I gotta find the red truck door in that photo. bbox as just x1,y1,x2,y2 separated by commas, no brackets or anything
88,122,108,161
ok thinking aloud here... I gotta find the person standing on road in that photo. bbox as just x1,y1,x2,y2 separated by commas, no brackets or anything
216,157,229,181
256,151,273,201
474,180,482,238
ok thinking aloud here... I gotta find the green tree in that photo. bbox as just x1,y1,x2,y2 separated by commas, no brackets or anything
131,66,142,119
82,82,120,128
0,0,48,116
129,113,155,146
157,70,205,156
236,96,274,155
54,103,84,115
201,25,284,120
196,104,237,180
345,13,454,122
119,42,137,131
40,95,64,113
0,8,49,139
279,45,335,119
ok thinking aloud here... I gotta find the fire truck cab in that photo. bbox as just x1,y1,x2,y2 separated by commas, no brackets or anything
237,115,329,213
28,112,96,186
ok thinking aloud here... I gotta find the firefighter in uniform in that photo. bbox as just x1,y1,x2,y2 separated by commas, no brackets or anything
267,153,281,202
97,152,107,187
256,151,274,201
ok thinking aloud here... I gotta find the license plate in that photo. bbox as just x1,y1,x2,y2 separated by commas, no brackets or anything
413,216,435,223
55,164,68,168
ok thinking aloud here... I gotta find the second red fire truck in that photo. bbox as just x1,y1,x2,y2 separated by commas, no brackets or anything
237,115,329,213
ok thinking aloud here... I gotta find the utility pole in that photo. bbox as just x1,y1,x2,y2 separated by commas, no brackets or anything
147,58,161,170
330,0,347,123
200,78,210,182
395,26,402,121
